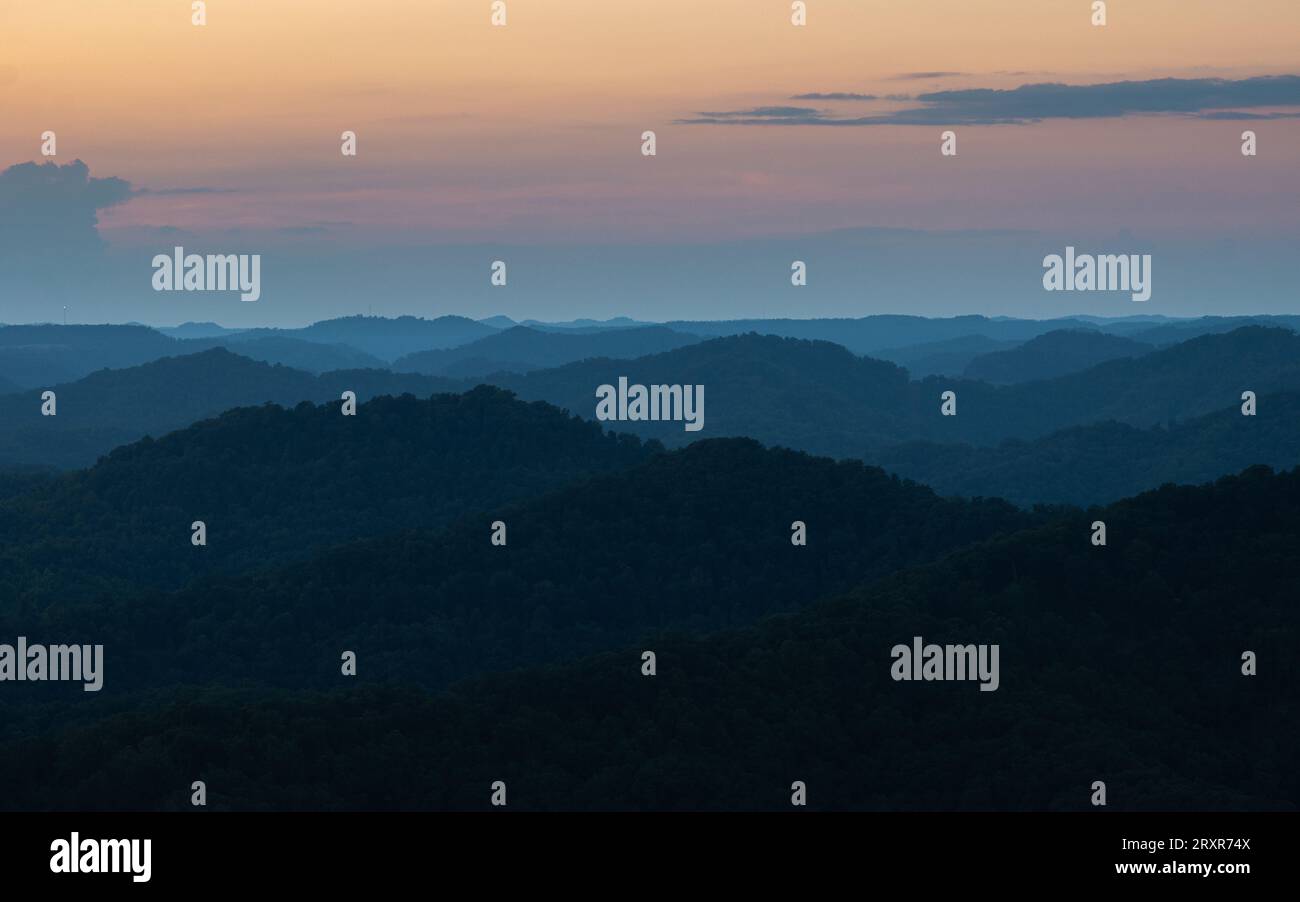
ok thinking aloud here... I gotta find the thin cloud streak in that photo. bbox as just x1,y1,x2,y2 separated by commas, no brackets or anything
683,75,1300,126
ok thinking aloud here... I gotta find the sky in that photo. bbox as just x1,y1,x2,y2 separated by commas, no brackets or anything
1,0,1298,325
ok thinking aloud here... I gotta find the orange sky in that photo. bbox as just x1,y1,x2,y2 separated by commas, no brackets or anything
2,0,1298,241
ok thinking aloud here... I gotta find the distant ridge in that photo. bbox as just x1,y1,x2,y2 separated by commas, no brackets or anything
873,334,1020,378
230,315,498,361
158,321,248,339
0,323,181,388
0,348,458,468
483,325,1300,458
875,392,1300,506
521,316,652,332
6,325,1300,494
962,329,1153,384
394,325,702,377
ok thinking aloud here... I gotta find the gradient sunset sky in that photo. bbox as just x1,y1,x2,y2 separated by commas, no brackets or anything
1,0,1298,324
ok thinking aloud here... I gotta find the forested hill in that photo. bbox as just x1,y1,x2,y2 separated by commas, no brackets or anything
259,314,497,360
0,318,503,391
2,464,1293,810
0,385,658,606
0,348,460,468
491,333,916,454
179,335,387,373
0,324,179,388
487,326,1300,456
8,325,1299,485
393,325,702,377
873,392,1300,507
0,438,1037,707
961,329,1153,384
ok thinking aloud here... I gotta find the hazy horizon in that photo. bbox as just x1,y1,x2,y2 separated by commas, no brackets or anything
3,1,1298,325
4,309,1296,331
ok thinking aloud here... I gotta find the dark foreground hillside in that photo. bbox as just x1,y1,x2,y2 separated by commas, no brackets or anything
0,385,658,606
0,438,1035,707
0,464,1293,810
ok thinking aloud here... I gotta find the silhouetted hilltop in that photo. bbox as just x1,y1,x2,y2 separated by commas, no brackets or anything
873,334,1020,378
7,326,1299,499
521,316,653,333
0,437,1034,704
255,315,499,361
5,315,1293,393
0,317,505,388
485,326,1300,455
0,324,179,388
0,384,659,606
1129,315,1300,346
491,333,914,453
659,313,1300,356
962,329,1153,384
158,322,247,339
964,325,1300,441
874,392,1300,506
0,348,457,468
181,335,386,372
663,315,1092,356
394,325,702,377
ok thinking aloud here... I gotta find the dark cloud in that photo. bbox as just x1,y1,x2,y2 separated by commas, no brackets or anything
699,106,826,119
892,72,967,80
790,92,877,101
0,159,132,258
913,75,1300,121
682,75,1300,126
